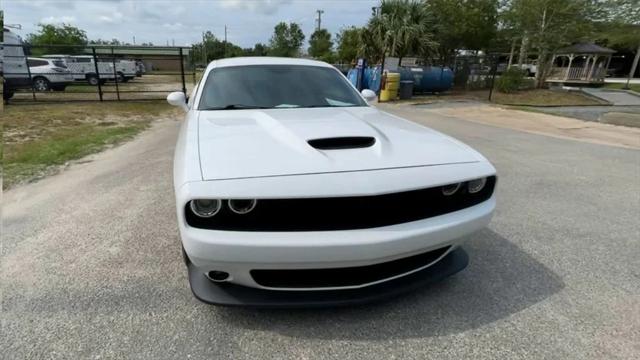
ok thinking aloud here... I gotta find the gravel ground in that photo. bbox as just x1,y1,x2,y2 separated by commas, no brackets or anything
2,105,639,359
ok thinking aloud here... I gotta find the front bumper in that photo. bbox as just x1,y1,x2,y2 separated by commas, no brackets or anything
187,247,469,308
180,195,494,289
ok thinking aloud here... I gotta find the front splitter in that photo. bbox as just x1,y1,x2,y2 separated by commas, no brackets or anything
187,247,468,308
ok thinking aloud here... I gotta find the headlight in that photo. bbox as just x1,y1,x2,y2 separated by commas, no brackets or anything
467,178,487,194
441,183,461,196
189,199,222,218
228,199,257,214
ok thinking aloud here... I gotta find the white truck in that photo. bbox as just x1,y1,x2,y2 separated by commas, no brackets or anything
2,28,30,100
43,55,116,85
113,59,137,82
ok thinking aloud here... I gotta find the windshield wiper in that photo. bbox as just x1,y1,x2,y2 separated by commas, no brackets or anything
202,104,271,110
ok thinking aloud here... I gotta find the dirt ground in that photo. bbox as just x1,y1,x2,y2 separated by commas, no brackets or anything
378,102,640,150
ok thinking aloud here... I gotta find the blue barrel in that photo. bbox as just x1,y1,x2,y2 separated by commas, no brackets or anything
346,66,382,93
399,66,454,93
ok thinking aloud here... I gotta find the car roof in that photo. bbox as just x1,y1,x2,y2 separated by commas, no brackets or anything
28,57,51,61
208,57,333,69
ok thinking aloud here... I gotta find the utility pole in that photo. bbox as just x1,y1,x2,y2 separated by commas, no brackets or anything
224,25,228,58
316,9,324,31
133,36,136,45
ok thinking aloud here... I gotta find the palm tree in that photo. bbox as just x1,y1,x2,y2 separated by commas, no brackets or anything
362,0,436,65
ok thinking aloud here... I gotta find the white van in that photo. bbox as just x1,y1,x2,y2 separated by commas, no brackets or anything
43,54,116,85
2,28,30,100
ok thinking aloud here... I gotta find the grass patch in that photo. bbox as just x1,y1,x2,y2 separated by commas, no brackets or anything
405,88,604,106
3,101,179,189
603,82,640,92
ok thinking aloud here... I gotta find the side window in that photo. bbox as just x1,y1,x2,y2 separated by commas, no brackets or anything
28,59,48,67
75,58,91,63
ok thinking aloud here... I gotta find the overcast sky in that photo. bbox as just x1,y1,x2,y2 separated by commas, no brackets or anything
4,0,378,48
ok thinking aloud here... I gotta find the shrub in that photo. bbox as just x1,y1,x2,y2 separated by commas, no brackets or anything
495,68,529,93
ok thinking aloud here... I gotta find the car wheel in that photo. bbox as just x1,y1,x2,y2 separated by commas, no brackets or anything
87,74,99,86
33,77,50,91
116,72,125,83
3,90,14,101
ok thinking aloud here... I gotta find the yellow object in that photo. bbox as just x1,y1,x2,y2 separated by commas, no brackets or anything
380,72,400,102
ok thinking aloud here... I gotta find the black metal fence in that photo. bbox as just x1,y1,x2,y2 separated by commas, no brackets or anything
2,44,196,103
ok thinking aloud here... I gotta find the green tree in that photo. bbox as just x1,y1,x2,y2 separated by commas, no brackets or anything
251,43,269,56
336,27,362,63
596,0,640,87
425,0,498,63
308,29,334,62
503,0,601,87
26,23,88,54
268,22,305,57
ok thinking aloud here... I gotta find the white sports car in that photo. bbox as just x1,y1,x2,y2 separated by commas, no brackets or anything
167,57,496,307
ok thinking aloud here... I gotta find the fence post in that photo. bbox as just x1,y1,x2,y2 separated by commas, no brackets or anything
92,47,103,101
488,55,498,102
179,47,187,95
24,49,36,101
111,47,120,101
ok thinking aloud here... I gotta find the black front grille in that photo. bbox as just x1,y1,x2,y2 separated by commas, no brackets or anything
251,246,451,288
185,175,495,232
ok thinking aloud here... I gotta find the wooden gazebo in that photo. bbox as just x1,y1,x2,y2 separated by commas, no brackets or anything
547,43,615,84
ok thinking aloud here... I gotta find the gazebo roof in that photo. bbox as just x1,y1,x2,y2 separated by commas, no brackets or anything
556,43,616,55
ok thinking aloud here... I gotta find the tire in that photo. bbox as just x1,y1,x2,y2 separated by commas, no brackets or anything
87,74,99,86
33,77,50,91
116,72,125,83
100,79,107,85
3,90,15,101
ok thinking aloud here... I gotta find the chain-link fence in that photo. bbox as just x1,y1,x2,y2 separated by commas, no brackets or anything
2,44,197,103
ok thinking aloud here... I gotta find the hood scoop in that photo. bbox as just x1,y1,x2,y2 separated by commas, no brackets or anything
307,136,376,150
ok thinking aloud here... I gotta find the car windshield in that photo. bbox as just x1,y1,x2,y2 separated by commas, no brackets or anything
198,65,367,110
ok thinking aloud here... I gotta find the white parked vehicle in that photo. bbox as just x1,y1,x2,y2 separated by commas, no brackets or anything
43,55,115,85
135,60,146,77
113,59,137,82
27,57,74,91
2,28,30,100
167,57,497,307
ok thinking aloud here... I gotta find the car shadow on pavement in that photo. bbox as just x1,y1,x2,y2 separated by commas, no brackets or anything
214,228,565,340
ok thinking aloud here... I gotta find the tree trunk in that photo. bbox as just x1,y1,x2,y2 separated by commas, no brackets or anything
507,38,516,69
518,35,528,66
535,48,550,88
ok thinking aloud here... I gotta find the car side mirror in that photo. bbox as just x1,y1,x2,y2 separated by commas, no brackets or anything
361,89,377,103
167,91,188,111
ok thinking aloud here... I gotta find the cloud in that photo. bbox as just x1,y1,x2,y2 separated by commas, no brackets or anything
40,15,77,24
162,22,185,31
97,11,124,24
219,0,292,15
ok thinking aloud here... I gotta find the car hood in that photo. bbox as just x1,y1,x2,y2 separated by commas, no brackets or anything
197,106,485,180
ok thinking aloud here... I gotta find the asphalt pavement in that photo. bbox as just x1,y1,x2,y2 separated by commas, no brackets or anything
2,105,639,359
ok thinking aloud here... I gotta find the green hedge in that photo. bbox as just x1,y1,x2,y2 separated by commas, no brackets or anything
495,68,533,93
